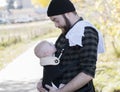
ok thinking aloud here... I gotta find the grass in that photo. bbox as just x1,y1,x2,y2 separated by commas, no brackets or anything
0,21,56,47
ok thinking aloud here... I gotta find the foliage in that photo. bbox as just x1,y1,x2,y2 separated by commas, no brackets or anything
94,61,120,92
31,0,50,8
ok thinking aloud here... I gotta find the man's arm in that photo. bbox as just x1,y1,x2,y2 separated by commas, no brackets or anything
59,72,93,92
46,72,93,92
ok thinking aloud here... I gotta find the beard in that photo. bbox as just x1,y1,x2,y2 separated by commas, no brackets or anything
61,15,71,34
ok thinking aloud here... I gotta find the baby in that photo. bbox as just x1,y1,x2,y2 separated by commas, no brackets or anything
34,40,64,91
34,41,56,58
34,40,59,66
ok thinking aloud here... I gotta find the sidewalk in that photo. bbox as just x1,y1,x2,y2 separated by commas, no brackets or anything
0,38,57,92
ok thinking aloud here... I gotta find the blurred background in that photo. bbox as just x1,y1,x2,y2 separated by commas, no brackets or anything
0,0,120,92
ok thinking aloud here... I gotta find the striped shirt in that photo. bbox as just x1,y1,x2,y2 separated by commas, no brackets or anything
54,27,98,92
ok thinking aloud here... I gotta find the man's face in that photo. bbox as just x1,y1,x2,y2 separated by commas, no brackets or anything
50,14,71,33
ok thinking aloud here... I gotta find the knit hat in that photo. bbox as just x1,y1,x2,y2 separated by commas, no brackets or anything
47,0,76,16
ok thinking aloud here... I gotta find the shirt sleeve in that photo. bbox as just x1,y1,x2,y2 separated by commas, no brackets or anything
79,27,99,77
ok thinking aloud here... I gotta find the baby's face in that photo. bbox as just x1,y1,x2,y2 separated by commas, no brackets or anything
46,42,56,54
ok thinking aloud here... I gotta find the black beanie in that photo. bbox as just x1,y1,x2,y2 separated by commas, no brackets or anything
47,0,76,16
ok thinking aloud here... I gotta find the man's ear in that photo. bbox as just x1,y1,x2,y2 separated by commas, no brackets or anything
65,12,72,18
64,13,69,18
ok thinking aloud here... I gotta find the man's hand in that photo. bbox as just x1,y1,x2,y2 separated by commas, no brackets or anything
37,80,46,92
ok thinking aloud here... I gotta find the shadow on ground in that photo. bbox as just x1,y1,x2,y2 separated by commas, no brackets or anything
0,80,38,92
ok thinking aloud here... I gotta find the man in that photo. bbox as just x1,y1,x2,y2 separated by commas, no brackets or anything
37,0,105,92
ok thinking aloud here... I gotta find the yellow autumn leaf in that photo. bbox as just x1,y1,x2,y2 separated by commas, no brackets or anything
31,0,50,8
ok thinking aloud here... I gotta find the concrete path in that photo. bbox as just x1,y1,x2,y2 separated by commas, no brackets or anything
0,38,57,92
